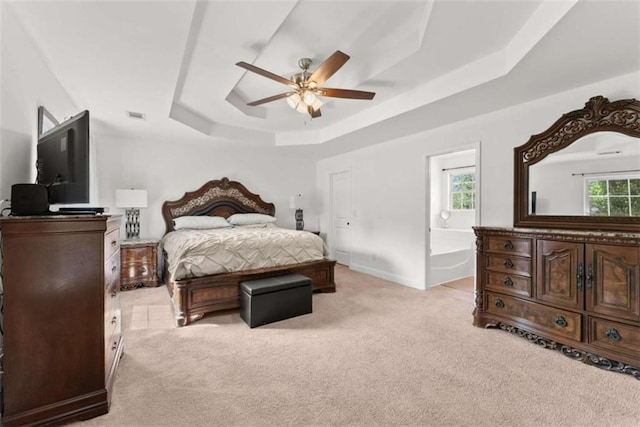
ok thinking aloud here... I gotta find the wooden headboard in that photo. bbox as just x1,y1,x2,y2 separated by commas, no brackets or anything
161,177,276,234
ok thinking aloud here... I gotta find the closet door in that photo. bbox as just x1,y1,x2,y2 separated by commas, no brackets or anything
586,244,640,321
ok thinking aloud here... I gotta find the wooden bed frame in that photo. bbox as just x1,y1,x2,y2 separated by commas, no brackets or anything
161,177,336,326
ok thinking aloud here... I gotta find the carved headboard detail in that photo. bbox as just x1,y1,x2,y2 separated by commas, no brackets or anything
161,177,276,234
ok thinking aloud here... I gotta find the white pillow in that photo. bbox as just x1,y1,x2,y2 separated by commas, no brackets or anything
227,213,276,226
173,216,231,230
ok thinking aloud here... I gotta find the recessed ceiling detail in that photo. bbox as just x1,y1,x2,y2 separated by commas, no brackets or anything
170,0,572,146
9,0,639,154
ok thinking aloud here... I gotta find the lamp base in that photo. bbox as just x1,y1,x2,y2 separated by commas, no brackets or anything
295,209,304,231
125,208,141,239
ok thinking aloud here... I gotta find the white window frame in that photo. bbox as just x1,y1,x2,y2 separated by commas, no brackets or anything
583,174,640,216
448,168,476,211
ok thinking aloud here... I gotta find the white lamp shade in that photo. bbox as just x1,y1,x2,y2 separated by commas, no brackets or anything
115,189,148,208
289,194,308,209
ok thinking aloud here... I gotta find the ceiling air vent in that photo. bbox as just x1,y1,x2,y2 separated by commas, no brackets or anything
126,111,146,120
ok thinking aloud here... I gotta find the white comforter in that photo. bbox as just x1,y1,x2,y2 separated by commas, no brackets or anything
162,224,327,280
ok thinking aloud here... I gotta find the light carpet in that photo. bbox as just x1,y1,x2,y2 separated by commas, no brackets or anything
80,265,640,426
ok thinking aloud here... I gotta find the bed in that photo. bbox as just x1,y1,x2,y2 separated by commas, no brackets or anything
161,177,336,326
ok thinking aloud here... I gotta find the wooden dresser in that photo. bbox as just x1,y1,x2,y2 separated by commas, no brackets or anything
474,227,640,379
0,215,123,425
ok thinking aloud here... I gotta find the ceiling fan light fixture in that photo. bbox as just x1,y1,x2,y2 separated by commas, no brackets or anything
302,90,316,106
286,93,302,109
237,50,375,118
311,97,323,110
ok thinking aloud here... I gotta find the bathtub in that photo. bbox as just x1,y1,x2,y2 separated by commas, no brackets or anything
428,228,475,287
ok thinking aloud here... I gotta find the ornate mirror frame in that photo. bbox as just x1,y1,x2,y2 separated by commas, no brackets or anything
514,96,640,232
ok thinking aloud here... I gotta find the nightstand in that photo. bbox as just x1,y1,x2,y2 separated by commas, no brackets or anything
120,238,161,290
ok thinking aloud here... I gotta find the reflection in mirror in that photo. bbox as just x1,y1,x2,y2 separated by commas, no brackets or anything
529,132,640,217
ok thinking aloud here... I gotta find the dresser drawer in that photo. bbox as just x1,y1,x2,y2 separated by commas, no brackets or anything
105,250,121,289
104,228,120,261
105,332,121,382
486,236,532,257
589,317,640,361
486,271,532,298
486,254,531,277
486,292,582,341
104,281,120,337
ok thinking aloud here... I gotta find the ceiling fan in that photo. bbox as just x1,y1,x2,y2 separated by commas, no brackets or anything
236,50,375,118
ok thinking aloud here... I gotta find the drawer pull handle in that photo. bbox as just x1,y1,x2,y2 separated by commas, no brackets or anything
111,291,117,298
111,240,117,247
503,277,514,287
141,266,148,274
605,328,621,341
495,299,505,308
503,240,514,250
112,341,118,351
111,316,117,325
503,259,514,269
112,265,117,273
555,316,568,328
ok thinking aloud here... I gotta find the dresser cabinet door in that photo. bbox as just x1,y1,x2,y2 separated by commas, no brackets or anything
536,240,584,310
586,244,640,321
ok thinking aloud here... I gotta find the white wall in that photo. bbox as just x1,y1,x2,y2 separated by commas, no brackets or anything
94,135,317,238
316,72,640,290
0,2,78,200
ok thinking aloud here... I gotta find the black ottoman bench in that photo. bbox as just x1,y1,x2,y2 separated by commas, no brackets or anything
240,273,312,328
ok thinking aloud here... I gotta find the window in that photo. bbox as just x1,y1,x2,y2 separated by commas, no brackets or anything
450,172,476,210
586,176,640,217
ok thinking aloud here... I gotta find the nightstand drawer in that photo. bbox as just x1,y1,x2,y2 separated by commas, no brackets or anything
122,246,154,264
122,262,153,281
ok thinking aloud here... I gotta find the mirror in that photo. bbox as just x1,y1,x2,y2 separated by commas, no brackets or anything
514,96,640,232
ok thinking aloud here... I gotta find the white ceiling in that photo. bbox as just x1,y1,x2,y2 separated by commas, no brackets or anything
8,0,640,157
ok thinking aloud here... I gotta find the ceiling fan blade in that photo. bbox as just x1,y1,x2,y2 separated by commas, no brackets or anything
315,87,376,100
308,105,321,118
236,61,297,88
247,92,297,106
307,51,350,86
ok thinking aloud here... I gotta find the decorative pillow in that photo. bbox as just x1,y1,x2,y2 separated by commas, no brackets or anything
173,216,231,230
227,213,277,226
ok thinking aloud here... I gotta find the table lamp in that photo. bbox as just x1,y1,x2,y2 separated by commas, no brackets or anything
289,194,308,230
115,189,148,239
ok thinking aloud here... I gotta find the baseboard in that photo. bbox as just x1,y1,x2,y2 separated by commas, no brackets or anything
349,263,424,290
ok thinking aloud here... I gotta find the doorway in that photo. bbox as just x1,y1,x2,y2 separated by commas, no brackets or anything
426,145,480,287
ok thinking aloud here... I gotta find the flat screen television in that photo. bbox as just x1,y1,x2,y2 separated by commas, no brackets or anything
37,110,90,204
